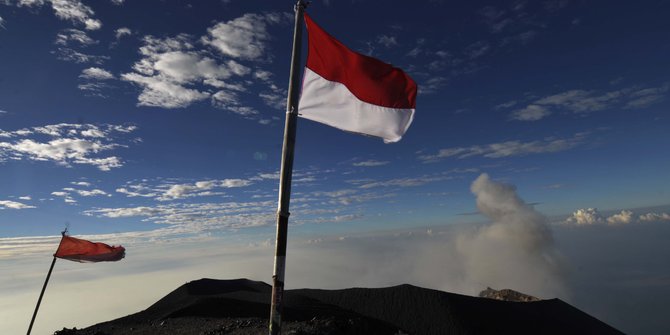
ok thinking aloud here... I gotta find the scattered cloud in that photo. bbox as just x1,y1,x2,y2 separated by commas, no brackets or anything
120,12,290,121
79,67,114,80
157,179,252,201
71,181,91,187
51,190,77,203
352,160,390,167
0,123,137,171
18,196,32,200
55,28,97,46
52,47,110,64
13,0,102,30
639,212,670,222
358,176,447,189
510,104,551,121
115,178,254,201
114,27,132,40
565,208,670,225
85,200,276,228
78,67,115,96
607,210,634,225
201,13,289,61
505,84,669,121
418,132,587,162
0,200,35,209
376,35,398,48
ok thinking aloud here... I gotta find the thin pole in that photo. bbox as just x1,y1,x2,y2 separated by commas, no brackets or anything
27,230,66,335
27,256,57,335
269,1,306,334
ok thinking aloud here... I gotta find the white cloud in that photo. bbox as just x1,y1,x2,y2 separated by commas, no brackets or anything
201,13,288,60
50,0,101,30
565,208,670,225
18,196,32,200
118,12,288,119
0,123,137,171
352,160,390,167
79,67,114,80
71,181,91,186
118,178,254,201
15,0,102,30
55,28,97,46
639,212,670,222
418,133,587,162
507,84,669,121
114,27,132,40
85,200,276,228
510,104,551,121
607,210,634,225
53,47,109,64
76,189,107,197
0,200,35,209
50,191,77,203
122,34,255,109
565,208,604,225
253,70,273,81
111,0,124,5
122,72,210,108
89,206,160,218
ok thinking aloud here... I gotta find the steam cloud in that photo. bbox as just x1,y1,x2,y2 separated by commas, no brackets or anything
455,174,567,297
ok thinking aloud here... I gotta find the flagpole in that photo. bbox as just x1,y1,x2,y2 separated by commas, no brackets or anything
27,230,66,335
269,1,306,334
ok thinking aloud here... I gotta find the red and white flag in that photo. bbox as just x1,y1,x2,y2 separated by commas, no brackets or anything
55,235,125,263
298,14,417,143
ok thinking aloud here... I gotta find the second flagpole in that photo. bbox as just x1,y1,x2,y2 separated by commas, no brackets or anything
269,1,306,335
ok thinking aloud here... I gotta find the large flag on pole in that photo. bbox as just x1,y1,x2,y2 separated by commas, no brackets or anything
298,13,417,143
54,235,125,263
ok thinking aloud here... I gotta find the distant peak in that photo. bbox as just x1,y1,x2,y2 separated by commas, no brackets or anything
479,287,541,302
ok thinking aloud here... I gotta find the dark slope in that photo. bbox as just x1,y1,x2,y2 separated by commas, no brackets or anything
63,278,624,335
294,284,624,335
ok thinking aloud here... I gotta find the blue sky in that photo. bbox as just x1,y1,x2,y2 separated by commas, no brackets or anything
1,1,670,334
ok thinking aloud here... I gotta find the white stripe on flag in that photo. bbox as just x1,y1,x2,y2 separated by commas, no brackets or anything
298,68,415,143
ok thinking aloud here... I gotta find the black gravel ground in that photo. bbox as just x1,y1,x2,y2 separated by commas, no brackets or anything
55,278,623,335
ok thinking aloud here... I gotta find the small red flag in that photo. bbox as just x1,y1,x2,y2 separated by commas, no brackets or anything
55,235,125,263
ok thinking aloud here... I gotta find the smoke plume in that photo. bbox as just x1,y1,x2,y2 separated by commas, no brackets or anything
455,174,567,297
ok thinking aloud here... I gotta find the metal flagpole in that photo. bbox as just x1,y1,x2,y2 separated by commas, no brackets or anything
27,229,67,335
269,1,306,334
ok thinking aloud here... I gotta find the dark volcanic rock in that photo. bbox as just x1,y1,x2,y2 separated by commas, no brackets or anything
64,278,624,335
478,287,541,302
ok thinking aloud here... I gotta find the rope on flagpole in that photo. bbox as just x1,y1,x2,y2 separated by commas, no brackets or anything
268,1,307,334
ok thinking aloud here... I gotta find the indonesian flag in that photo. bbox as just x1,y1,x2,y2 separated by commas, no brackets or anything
55,235,125,263
298,14,417,143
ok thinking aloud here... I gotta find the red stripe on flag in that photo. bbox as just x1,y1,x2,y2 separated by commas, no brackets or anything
55,236,125,263
303,13,417,109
